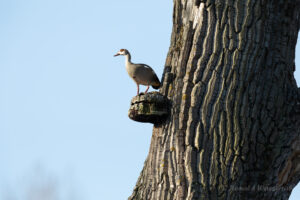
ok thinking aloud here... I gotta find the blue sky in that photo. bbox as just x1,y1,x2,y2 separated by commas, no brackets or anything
0,1,299,199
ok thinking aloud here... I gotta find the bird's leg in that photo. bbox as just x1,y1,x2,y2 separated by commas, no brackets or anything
145,85,150,94
137,84,140,95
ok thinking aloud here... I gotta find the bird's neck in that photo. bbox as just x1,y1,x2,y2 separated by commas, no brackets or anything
125,53,132,65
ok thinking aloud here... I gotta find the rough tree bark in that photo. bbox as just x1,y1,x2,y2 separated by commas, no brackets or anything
129,0,300,199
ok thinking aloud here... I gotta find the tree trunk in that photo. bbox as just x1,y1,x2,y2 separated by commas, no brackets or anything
129,0,300,199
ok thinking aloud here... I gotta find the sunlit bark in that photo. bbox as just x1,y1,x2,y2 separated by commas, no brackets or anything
129,0,300,199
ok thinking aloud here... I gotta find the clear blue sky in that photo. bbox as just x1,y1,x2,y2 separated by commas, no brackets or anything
0,1,299,199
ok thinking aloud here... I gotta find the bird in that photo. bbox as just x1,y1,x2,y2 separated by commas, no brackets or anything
114,49,161,95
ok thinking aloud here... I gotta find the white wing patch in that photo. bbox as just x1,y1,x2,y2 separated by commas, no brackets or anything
143,64,151,69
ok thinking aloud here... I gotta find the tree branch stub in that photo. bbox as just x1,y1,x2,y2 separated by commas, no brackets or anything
128,92,170,124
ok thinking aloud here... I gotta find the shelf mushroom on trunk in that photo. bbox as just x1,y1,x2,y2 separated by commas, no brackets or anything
128,92,169,124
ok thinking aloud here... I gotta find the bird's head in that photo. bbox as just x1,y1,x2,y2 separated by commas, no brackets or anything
114,49,129,57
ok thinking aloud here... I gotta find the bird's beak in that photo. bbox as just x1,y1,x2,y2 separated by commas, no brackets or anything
114,53,120,57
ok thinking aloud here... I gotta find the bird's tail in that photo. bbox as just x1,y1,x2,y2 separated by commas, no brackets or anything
151,73,161,89
152,82,161,89
151,76,161,89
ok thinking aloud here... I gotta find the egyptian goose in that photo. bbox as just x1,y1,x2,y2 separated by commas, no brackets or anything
114,49,161,95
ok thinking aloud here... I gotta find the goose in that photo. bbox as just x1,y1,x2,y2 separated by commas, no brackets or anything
114,49,161,95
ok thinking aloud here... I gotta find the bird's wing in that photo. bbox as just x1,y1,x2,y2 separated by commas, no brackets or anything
135,63,156,74
138,64,160,85
131,63,159,85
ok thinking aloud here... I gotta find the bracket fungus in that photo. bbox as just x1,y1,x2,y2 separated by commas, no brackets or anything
128,92,170,124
